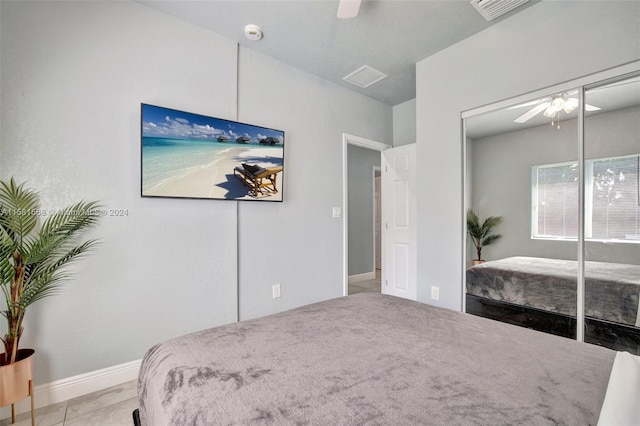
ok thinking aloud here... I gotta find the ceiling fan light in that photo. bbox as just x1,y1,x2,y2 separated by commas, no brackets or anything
543,106,556,118
563,98,578,113
549,97,565,113
337,0,361,19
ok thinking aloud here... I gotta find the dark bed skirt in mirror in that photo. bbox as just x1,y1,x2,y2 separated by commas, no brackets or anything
466,294,640,355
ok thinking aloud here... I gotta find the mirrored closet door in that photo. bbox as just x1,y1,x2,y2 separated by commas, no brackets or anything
583,75,640,352
464,88,580,340
464,70,640,354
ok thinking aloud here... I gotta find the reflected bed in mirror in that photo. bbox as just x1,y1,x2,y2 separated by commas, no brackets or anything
466,256,640,353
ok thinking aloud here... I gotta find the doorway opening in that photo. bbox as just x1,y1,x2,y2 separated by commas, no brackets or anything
342,133,391,296
348,164,382,295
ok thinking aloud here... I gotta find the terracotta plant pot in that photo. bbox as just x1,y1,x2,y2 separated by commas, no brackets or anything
0,349,35,425
472,259,485,266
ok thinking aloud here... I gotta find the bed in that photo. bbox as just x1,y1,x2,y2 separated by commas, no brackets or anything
466,256,640,327
135,293,628,425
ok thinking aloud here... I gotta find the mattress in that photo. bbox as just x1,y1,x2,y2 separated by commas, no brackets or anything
137,293,615,425
466,256,640,326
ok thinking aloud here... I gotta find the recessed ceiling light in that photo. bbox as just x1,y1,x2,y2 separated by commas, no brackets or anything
244,24,262,41
342,65,388,89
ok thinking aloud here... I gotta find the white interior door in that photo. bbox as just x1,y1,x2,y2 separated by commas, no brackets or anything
375,173,382,269
382,144,417,300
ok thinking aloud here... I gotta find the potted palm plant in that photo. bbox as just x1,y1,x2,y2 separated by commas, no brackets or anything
466,209,504,265
0,178,100,420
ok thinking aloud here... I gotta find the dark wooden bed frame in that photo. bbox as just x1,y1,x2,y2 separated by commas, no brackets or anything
466,294,640,354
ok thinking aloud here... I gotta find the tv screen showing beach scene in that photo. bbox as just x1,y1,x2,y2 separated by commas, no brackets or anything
141,104,284,201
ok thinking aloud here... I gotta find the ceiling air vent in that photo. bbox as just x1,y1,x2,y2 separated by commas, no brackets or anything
342,65,388,89
470,0,529,21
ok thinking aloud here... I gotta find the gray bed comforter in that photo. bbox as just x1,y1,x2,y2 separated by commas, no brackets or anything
138,293,615,425
466,256,640,326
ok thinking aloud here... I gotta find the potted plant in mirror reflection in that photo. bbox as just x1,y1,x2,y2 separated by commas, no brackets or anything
466,209,504,265
0,178,100,414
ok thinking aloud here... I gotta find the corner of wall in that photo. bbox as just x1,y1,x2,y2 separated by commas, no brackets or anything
392,98,416,147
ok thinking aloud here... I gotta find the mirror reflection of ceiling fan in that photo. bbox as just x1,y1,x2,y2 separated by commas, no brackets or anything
513,92,601,128
337,0,361,19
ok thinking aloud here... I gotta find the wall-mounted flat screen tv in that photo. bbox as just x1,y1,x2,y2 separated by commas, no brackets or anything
141,103,284,202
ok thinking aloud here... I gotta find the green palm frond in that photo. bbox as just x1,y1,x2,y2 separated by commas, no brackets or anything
481,216,504,231
30,238,99,281
481,233,503,247
0,249,14,283
39,201,100,237
18,270,63,309
0,178,39,246
25,203,99,266
20,239,99,310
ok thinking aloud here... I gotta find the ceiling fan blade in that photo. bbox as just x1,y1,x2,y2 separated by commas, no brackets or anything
514,102,549,123
337,0,361,19
507,99,541,110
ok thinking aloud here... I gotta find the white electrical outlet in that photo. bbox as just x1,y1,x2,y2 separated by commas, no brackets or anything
431,286,440,301
272,284,281,299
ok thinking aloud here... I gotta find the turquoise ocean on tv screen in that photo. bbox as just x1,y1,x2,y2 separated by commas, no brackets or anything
142,137,235,192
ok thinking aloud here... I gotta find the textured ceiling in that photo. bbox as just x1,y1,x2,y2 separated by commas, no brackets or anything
137,0,538,106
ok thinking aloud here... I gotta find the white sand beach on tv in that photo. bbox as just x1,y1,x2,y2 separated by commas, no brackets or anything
143,147,284,201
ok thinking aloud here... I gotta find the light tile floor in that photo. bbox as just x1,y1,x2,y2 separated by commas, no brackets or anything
0,380,138,426
348,269,381,295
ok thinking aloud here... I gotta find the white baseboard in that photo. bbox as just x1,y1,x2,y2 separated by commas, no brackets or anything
0,359,141,419
348,271,376,284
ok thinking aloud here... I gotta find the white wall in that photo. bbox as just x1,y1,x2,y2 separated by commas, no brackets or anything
416,0,640,310
237,48,391,320
392,98,416,147
0,0,391,384
1,0,240,384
